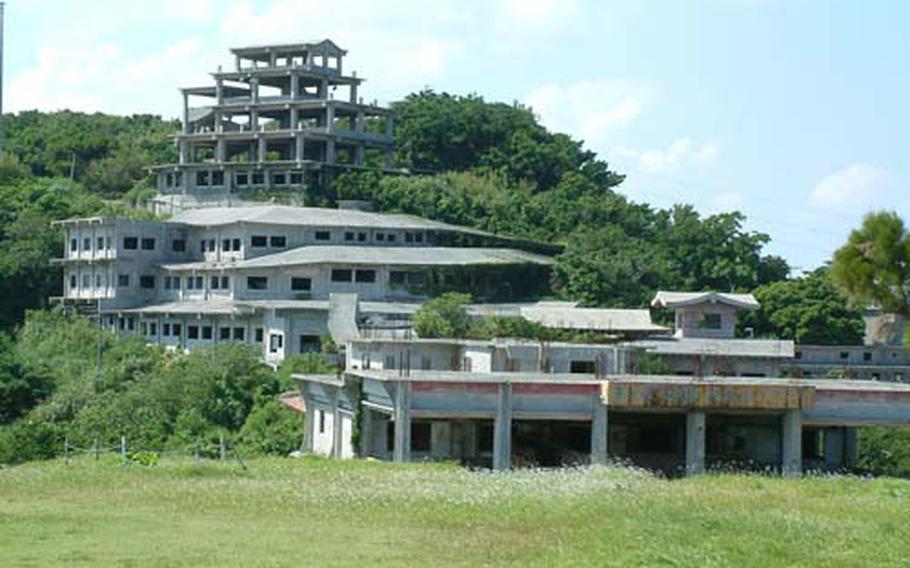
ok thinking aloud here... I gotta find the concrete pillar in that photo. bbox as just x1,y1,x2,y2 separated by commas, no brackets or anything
354,145,365,166
332,401,344,459
493,382,512,471
215,78,224,105
319,79,328,99
295,135,305,163
257,137,267,163
385,115,394,138
392,382,411,462
591,402,608,465
326,104,335,132
375,413,390,459
182,92,189,134
845,427,858,469
781,410,802,477
301,393,315,453
216,138,226,162
359,407,372,458
291,74,299,100
430,421,452,460
686,411,706,475
178,142,187,165
290,107,299,131
383,149,394,169
356,111,365,132
350,83,358,104
250,109,259,132
325,140,336,165
824,427,846,472
251,79,260,103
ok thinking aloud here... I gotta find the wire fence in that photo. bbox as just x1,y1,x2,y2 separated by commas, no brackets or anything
61,433,248,470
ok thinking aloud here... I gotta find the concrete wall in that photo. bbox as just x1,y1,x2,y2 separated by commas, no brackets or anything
675,304,739,339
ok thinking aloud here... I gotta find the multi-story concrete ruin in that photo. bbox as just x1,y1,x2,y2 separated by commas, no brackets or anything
51,38,910,477
151,40,395,211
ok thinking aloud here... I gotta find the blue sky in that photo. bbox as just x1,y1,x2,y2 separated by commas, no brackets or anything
5,0,909,272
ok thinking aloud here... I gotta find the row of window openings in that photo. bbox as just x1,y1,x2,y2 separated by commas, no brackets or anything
74,271,414,292
794,350,892,362
70,236,156,253
75,231,425,255
191,171,306,188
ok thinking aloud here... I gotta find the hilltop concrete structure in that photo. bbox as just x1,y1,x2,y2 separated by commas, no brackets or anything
295,290,910,476
50,37,910,476
151,40,395,211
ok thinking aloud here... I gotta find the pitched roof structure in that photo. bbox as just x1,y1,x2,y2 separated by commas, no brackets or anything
651,291,760,310
161,246,553,271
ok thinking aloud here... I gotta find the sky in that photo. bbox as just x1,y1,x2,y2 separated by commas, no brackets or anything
4,0,909,273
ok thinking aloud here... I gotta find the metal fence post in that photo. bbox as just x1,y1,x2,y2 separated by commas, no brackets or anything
120,436,127,465
195,439,201,465
219,432,226,463
94,437,100,461
63,435,69,466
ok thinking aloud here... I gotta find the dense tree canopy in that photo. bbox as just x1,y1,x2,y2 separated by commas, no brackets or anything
739,268,865,344
832,211,910,318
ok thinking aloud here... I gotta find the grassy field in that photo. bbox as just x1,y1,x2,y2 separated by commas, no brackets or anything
1,457,909,567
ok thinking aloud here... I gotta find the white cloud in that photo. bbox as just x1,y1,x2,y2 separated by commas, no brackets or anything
617,138,719,174
810,163,893,210
525,81,653,147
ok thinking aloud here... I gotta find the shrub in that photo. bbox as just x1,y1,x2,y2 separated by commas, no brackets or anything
238,400,302,456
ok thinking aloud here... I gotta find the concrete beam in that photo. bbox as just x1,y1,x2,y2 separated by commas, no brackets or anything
686,411,706,475
591,403,608,465
493,382,512,471
392,382,411,462
782,409,802,477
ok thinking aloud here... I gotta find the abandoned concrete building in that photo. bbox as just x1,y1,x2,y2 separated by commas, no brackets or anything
151,40,394,211
52,38,910,476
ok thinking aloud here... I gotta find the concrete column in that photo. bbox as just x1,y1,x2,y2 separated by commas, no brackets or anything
257,137,267,163
350,83,358,104
326,104,335,132
385,115,394,138
290,107,299,131
325,140,336,165
291,74,300,100
591,402,608,465
216,138,226,162
430,421,452,460
182,92,189,134
686,411,706,475
332,394,344,459
301,393,315,453
781,410,802,477
392,382,411,462
824,427,846,472
493,382,512,471
354,145,365,166
845,427,858,469
375,413,389,459
359,407,372,458
356,111,365,132
251,79,260,103
250,109,259,132
215,78,224,105
295,135,305,162
178,142,187,165
383,149,394,169
319,79,328,99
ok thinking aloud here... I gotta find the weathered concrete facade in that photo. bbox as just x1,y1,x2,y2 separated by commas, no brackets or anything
151,40,395,211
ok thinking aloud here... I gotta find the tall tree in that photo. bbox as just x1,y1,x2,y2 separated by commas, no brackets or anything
831,211,910,318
